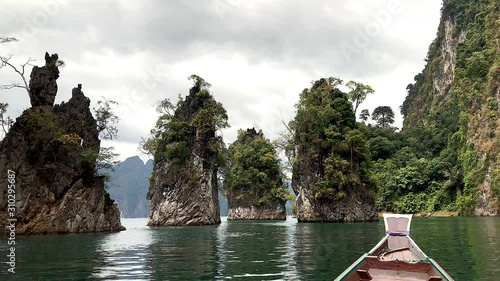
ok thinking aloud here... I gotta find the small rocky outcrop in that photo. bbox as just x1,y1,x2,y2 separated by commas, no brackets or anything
293,184,378,222
147,76,227,226
225,128,287,220
0,53,124,235
29,52,59,107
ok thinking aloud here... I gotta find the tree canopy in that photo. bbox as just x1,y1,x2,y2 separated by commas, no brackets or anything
372,106,395,128
346,81,374,115
359,109,370,122
224,128,289,206
143,75,229,167
291,77,374,200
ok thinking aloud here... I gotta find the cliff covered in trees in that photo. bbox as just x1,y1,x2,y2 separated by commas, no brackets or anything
147,76,228,226
395,0,499,215
224,128,288,220
290,78,378,222
0,53,124,234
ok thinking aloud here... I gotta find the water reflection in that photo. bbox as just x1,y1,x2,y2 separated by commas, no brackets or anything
147,222,219,280
294,220,383,279
1,217,499,280
219,219,291,280
279,217,299,279
92,219,155,280
465,217,500,280
215,217,229,278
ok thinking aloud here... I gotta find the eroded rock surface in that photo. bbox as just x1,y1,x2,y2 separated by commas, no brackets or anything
147,78,223,226
0,53,124,235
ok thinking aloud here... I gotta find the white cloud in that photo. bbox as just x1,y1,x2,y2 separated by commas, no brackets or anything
1,0,443,162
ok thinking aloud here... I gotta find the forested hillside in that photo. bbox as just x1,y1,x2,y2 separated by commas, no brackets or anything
376,0,499,215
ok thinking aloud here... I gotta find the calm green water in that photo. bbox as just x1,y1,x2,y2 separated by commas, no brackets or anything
1,217,499,280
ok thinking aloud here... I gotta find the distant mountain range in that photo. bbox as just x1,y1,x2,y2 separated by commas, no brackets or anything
107,156,291,218
106,156,153,218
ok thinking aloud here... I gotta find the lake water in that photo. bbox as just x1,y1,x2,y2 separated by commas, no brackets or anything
1,217,499,280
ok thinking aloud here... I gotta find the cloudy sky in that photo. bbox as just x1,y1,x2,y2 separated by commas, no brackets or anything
1,0,442,162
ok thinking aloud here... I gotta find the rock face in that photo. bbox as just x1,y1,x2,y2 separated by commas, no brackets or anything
225,128,287,220
147,77,226,226
29,52,59,107
147,157,220,226
294,184,378,222
0,53,124,235
228,204,286,220
401,0,499,215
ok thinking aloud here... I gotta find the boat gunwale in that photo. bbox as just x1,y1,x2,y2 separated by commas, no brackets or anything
333,215,455,281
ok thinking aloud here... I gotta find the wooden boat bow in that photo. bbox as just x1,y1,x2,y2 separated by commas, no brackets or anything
333,214,455,281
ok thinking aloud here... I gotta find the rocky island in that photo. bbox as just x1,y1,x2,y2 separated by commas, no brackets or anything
290,78,378,222
224,128,288,220
0,53,124,235
147,75,228,226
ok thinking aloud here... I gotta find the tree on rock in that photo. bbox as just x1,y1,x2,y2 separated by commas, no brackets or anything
372,106,395,128
224,128,289,220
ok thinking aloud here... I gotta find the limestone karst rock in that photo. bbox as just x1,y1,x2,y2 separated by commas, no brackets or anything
0,53,124,235
147,76,226,226
28,52,59,107
225,128,287,220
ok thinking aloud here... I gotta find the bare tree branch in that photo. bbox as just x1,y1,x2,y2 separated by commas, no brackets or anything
280,113,294,136
0,83,26,90
0,55,34,94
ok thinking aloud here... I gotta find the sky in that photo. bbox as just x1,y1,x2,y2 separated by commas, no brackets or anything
0,0,443,162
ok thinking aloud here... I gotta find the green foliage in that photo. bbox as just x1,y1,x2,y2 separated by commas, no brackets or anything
25,108,64,138
81,147,119,186
291,77,374,201
372,106,395,128
56,133,81,146
93,98,119,140
368,136,397,161
346,81,374,115
145,75,229,175
224,129,288,206
359,109,370,122
441,0,488,33
395,0,500,215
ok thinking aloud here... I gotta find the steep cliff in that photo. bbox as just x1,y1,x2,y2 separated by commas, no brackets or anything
224,128,287,220
147,76,228,226
0,53,124,234
291,78,378,222
401,0,499,215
